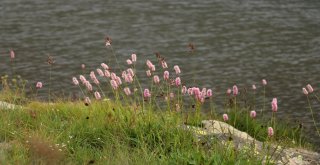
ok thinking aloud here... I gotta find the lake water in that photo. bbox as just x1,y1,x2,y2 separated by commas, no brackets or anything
0,0,320,146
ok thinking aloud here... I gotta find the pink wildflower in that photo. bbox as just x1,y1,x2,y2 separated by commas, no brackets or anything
104,70,111,77
84,81,93,91
271,98,278,112
173,65,181,74
72,77,79,85
125,74,133,83
90,71,99,85
101,63,109,70
115,76,122,85
163,71,170,80
233,85,238,96
150,65,156,72
79,75,87,84
146,60,153,68
121,71,127,79
146,60,155,71
250,111,256,118
144,89,151,98
36,82,43,89
252,84,256,90
175,77,181,86
81,64,85,69
97,69,104,77
193,87,201,96
111,72,117,80
127,68,134,77
93,79,99,85
193,87,202,101
302,88,308,95
110,80,118,90
90,71,97,81
131,53,137,62
223,114,229,121
227,88,231,95
124,87,131,96
153,75,160,84
127,59,133,65
161,61,168,69
207,89,213,97
272,97,277,104
94,91,101,100
10,49,15,59
306,84,313,93
262,79,267,86
268,127,274,137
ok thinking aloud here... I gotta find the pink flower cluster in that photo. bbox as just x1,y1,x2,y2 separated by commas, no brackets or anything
161,61,168,69
126,54,137,65
252,84,256,90
36,82,43,89
223,114,228,121
163,71,169,80
268,127,274,137
144,89,151,98
10,49,15,59
303,84,314,95
153,75,160,84
73,53,217,107
90,71,100,85
271,98,278,112
233,85,238,96
250,110,256,118
173,65,181,74
94,91,101,100
124,87,131,96
72,77,79,85
146,60,155,71
262,79,267,86
186,87,213,103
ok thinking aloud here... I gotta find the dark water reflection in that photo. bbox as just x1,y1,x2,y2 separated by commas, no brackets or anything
0,0,320,147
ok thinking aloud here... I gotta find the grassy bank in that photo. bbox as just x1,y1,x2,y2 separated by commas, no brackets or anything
0,93,313,164
0,100,251,164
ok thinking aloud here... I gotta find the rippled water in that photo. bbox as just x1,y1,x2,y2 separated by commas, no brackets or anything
0,0,320,146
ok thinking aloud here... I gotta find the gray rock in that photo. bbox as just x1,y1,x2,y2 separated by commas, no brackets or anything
0,101,21,110
183,120,320,165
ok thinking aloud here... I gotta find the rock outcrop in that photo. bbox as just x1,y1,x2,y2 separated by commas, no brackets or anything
183,120,320,165
0,101,21,110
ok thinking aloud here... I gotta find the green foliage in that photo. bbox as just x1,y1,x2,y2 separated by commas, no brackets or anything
0,101,265,164
225,107,311,149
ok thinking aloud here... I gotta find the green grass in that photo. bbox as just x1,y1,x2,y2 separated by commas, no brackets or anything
225,107,311,149
0,99,269,165
0,96,314,165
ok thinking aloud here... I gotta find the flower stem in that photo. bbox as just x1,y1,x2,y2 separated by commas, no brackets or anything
306,95,320,136
262,86,266,116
